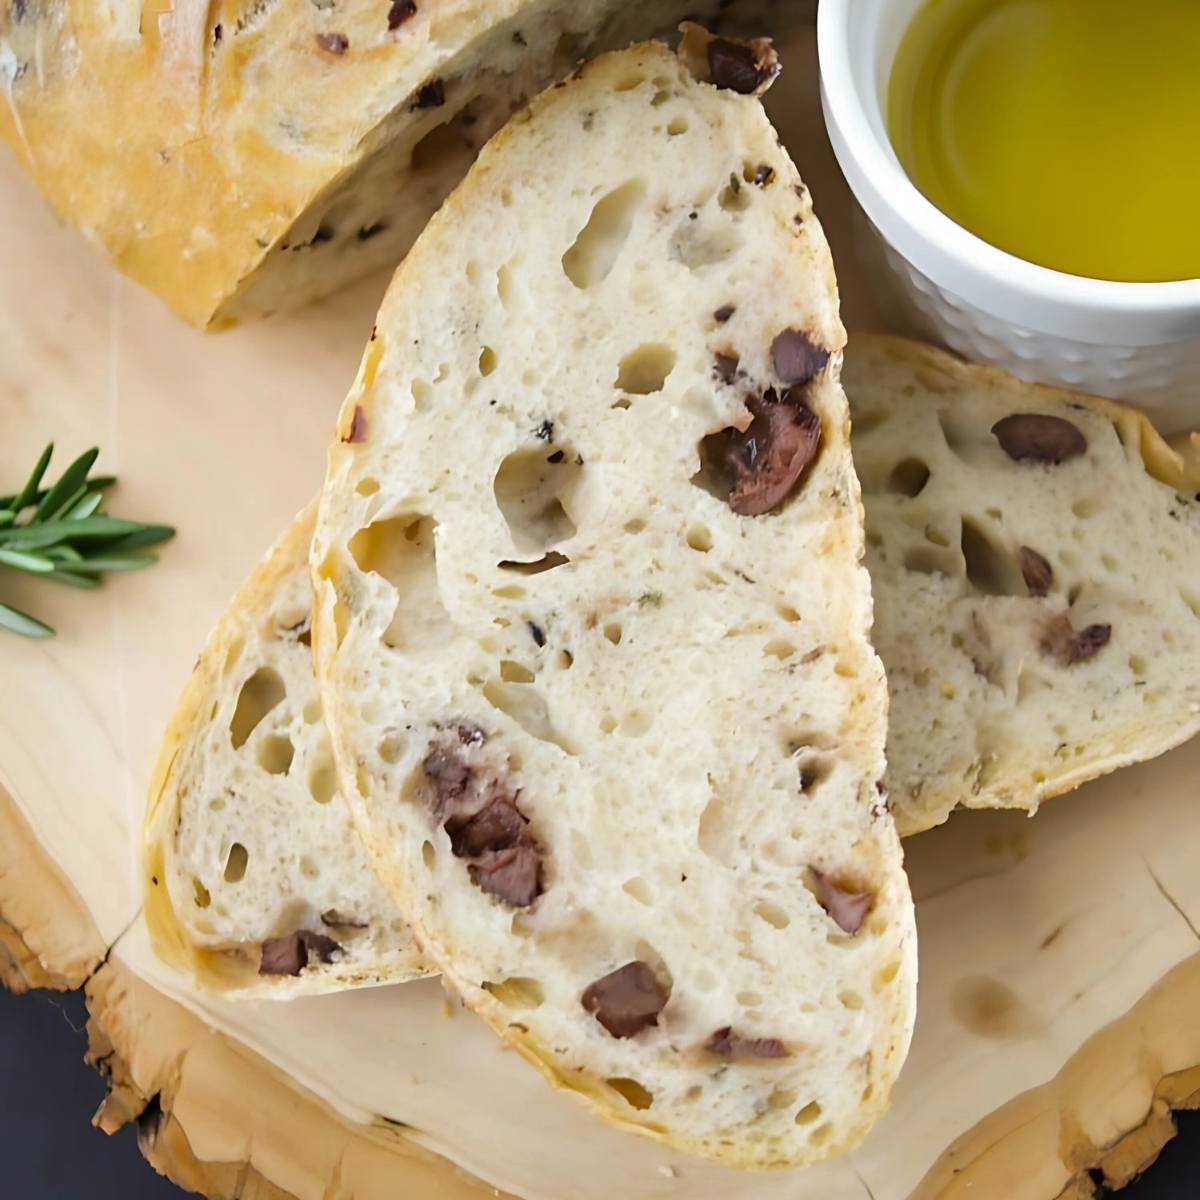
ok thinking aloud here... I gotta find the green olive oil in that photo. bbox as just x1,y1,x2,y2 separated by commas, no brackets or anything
888,0,1200,282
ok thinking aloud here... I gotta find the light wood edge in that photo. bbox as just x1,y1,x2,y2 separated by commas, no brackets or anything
84,955,511,1200
0,783,107,992
910,952,1200,1200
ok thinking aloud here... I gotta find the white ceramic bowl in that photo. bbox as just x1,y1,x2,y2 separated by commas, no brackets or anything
817,0,1200,432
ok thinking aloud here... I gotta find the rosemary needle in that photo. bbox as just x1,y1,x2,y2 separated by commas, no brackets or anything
0,444,175,638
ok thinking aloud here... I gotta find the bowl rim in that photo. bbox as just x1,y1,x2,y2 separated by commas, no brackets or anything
816,0,1200,316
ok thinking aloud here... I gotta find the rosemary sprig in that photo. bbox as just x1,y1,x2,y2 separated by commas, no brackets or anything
0,444,175,639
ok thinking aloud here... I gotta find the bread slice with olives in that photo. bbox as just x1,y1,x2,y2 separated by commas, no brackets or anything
846,335,1200,836
143,503,427,997
311,34,916,1169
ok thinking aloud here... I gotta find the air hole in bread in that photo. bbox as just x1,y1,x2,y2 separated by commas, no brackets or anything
718,178,751,213
666,115,688,136
208,797,225,813
257,734,295,776
562,181,646,288
738,990,763,1007
887,458,931,498
1071,495,1102,519
300,856,319,880
1128,654,1147,678
607,1078,654,1110
902,545,953,578
936,407,991,464
494,549,568,573
479,346,498,376
624,517,647,534
411,379,433,410
422,840,436,869
670,214,741,270
193,877,211,908
482,678,576,754
500,659,536,683
1180,587,1200,619
223,842,248,883
355,477,381,498
1067,584,1083,606
698,790,736,865
754,901,790,929
230,668,286,749
599,713,618,734
613,71,646,92
555,649,574,670
763,640,795,661
308,755,338,805
496,261,517,307
924,524,951,548
873,960,901,992
769,1088,797,1110
494,447,581,558
839,990,863,1011
651,88,671,107
348,515,449,651
794,1100,822,1126
685,1085,703,1102
960,518,1023,596
777,604,801,623
808,1122,832,1145
603,622,623,645
692,429,737,504
623,877,654,905
686,524,713,553
861,1082,875,1103
611,397,632,411
483,977,545,1008
615,343,675,394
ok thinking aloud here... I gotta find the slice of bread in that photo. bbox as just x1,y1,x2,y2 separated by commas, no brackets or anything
847,336,1200,837
0,0,810,327
311,36,916,1169
144,503,427,998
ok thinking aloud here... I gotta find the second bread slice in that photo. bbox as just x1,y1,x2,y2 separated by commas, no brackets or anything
312,36,916,1169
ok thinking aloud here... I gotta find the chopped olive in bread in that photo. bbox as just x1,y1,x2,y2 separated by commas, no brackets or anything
311,37,915,1169
846,336,1200,836
144,504,427,997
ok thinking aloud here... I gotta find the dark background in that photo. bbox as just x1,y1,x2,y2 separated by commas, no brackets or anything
1,987,1196,1197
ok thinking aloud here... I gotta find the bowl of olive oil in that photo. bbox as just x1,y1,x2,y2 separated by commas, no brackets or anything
819,0,1200,427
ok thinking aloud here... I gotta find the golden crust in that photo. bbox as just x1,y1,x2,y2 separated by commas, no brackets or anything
0,1,558,325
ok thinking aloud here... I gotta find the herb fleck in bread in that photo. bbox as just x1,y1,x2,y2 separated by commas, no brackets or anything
311,38,915,1168
144,504,426,997
847,336,1200,837
0,0,810,327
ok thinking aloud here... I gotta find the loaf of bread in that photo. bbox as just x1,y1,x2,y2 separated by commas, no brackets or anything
0,0,809,328
847,336,1200,836
311,35,916,1168
143,503,427,997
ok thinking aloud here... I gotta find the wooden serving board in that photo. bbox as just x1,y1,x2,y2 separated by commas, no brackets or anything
2,26,1198,1200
